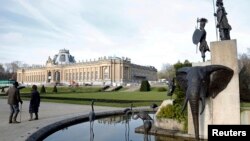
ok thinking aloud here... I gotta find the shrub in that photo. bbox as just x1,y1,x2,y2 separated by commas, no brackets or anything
140,80,151,91
40,85,46,94
52,85,57,93
157,87,167,92
156,81,188,131
156,103,187,131
156,104,175,119
70,87,76,93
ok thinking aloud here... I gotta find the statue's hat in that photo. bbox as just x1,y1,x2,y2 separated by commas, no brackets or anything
198,18,208,23
216,0,223,4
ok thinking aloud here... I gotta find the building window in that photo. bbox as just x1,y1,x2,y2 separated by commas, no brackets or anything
95,71,98,80
79,72,82,81
104,67,109,79
87,72,89,80
124,67,129,80
91,72,93,80
72,73,75,80
76,72,78,81
59,54,66,62
83,72,86,80
69,73,71,80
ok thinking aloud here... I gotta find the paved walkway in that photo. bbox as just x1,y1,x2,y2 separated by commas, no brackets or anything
0,98,121,141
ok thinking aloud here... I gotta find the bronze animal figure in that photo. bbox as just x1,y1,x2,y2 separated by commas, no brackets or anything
176,65,233,140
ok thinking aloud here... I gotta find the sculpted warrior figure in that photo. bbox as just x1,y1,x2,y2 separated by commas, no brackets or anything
192,18,210,62
214,0,232,40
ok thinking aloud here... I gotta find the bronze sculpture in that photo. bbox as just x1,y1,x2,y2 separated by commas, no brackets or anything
167,78,176,96
192,18,210,62
89,100,95,139
176,65,234,140
214,0,232,40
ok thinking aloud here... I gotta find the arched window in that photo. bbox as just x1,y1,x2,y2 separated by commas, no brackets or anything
104,67,109,79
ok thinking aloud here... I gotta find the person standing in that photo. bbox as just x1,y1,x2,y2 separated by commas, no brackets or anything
6,81,23,123
29,85,40,121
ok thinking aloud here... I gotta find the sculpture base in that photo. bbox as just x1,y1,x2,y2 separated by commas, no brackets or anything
188,39,240,139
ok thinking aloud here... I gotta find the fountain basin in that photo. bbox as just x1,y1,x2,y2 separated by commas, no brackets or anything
26,109,127,141
26,108,206,141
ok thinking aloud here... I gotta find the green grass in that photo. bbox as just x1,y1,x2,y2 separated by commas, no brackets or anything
20,86,102,93
17,86,169,107
14,86,250,108
38,99,163,107
37,92,166,100
241,102,250,108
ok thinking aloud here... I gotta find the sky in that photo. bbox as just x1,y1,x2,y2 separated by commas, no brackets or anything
0,0,250,71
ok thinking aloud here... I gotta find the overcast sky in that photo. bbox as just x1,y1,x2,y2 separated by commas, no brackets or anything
0,0,250,70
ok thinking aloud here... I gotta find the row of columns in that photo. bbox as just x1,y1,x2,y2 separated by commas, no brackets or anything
17,61,134,84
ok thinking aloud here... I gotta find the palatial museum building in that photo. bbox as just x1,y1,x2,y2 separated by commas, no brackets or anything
16,49,157,86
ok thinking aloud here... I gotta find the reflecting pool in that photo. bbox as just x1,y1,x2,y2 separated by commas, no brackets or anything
44,114,196,141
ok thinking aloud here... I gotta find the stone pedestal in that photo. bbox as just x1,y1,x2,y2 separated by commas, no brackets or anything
210,39,240,125
188,40,240,139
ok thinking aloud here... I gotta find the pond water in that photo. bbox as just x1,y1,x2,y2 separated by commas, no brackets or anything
44,114,196,141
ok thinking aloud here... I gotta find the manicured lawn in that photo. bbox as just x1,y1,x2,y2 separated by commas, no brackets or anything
13,86,250,108
241,102,250,108
38,92,167,100
18,86,170,107
19,86,102,93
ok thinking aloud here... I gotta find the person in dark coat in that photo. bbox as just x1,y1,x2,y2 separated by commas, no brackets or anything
6,81,23,123
29,85,40,121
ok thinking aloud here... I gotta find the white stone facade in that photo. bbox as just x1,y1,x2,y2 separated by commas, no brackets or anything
17,49,157,86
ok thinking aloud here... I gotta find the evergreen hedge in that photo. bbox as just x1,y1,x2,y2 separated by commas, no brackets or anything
40,85,46,94
52,85,57,93
140,80,151,91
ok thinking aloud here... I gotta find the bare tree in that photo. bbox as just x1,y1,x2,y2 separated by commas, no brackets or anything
21,63,30,68
239,48,250,101
0,64,5,73
5,61,22,73
0,63,12,79
158,63,175,80
3,61,24,80
0,64,6,79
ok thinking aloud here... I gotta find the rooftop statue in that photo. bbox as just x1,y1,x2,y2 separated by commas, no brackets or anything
192,18,210,62
214,0,232,40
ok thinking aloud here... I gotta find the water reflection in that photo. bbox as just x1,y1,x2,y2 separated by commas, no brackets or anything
45,113,202,141
132,111,153,141
143,120,152,141
124,115,130,141
89,100,95,141
90,120,94,141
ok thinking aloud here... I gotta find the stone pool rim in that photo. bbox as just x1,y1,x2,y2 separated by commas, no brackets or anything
25,108,205,141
